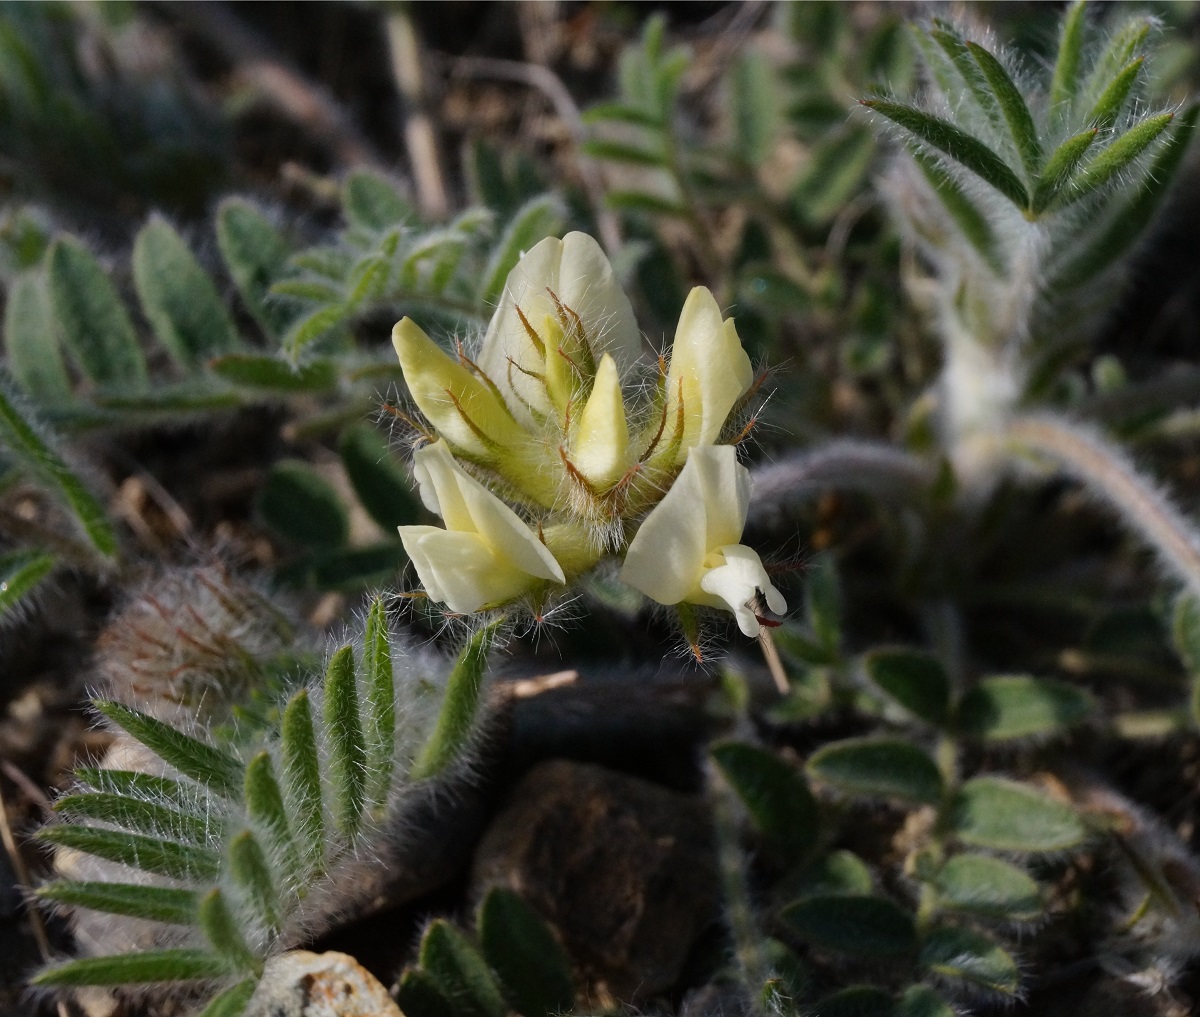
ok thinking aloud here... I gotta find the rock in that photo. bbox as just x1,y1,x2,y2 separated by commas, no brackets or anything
469,759,719,1002
245,950,402,1017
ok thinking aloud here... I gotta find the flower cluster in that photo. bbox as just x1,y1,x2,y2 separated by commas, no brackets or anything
392,232,784,640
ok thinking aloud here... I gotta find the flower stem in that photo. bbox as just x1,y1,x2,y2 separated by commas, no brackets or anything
1005,413,1200,595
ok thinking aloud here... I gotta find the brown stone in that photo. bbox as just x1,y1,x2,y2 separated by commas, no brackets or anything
469,759,719,1003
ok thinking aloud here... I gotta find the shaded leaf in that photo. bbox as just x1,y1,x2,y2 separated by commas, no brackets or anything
418,920,507,1017
258,460,348,550
339,424,419,532
896,985,955,1017
913,151,1002,271
581,138,665,167
956,675,1093,741
216,198,290,337
0,548,55,619
780,894,916,958
919,926,1021,997
951,777,1086,852
933,853,1042,921
805,552,841,653
808,737,943,805
479,195,565,306
198,889,260,974
730,50,778,166
343,170,414,231
4,271,70,400
396,968,457,1017
197,979,258,1017
810,987,895,1017
478,888,575,1017
711,741,819,860
0,381,116,557
47,236,147,387
210,354,336,392
863,648,950,727
132,216,238,366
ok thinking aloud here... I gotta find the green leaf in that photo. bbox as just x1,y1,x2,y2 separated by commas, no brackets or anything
787,849,875,898
361,596,395,811
807,737,943,805
795,127,876,224
280,689,324,874
912,151,1002,271
479,194,565,306
1064,112,1175,203
396,968,457,1017
132,216,239,366
94,700,243,797
53,792,210,844
1082,16,1151,111
244,751,300,881
956,675,1093,741
863,648,950,727
418,920,507,1017
216,198,291,337
919,926,1021,997
343,170,414,231
32,950,231,987
210,354,337,392
927,26,997,122
37,881,199,926
0,381,117,557
0,548,55,619
283,303,348,359
339,423,420,532
76,768,195,808
604,191,689,217
1173,594,1200,674
1087,57,1144,131
478,888,574,1017
861,98,1029,207
580,138,665,166
4,271,70,400
780,894,917,958
582,101,663,128
199,889,260,974
896,985,955,1017
1055,105,1197,286
711,741,819,860
1031,129,1098,214
324,645,367,837
258,460,349,550
411,620,500,780
47,236,147,387
966,41,1042,178
950,776,1087,852
805,551,841,653
229,831,280,933
933,853,1042,921
1049,1,1087,108
810,987,896,1017
197,979,259,1017
730,50,778,167
270,279,344,303
39,825,220,881
308,543,407,592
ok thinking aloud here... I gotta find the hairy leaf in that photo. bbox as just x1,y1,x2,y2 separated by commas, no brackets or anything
33,950,231,987
808,737,943,805
199,889,260,974
478,888,575,1017
0,548,55,619
280,689,324,874
950,777,1086,852
956,675,1093,741
933,854,1041,921
361,596,395,811
340,424,420,533
216,198,290,337
479,194,565,306
711,741,819,860
324,645,366,836
4,271,70,400
781,894,917,958
39,825,220,881
919,926,1021,997
863,648,950,727
418,920,507,1017
258,460,349,550
37,881,199,926
966,41,1042,177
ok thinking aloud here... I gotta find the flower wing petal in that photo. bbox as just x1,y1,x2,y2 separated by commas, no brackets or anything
620,451,709,605
399,527,541,614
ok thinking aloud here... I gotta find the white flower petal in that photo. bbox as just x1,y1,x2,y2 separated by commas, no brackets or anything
619,448,708,605
478,233,641,424
688,444,751,549
399,527,543,614
411,441,473,531
699,544,787,637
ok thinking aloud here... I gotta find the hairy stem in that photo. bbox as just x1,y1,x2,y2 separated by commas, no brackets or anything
747,440,935,526
706,760,772,1016
1005,413,1200,595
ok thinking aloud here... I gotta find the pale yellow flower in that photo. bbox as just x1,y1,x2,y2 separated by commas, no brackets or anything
620,444,785,637
398,441,564,614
